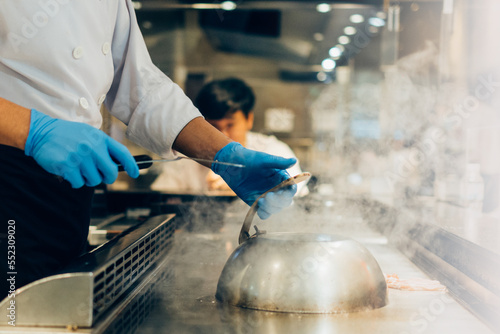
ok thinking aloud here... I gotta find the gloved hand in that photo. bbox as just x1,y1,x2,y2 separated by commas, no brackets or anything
24,109,139,188
211,142,297,219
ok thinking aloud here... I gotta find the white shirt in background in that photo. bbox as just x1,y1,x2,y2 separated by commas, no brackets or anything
151,132,309,196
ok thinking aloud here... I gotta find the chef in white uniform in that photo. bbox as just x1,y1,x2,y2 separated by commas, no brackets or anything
0,1,297,296
152,77,309,196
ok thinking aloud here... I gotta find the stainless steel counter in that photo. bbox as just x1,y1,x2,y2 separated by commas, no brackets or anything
109,201,494,334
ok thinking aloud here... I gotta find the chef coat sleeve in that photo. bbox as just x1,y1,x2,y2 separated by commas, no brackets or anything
104,0,202,158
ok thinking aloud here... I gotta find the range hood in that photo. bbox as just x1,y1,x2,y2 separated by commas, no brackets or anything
135,1,385,80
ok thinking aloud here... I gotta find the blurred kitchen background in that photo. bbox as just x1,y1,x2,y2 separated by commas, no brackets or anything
103,0,500,254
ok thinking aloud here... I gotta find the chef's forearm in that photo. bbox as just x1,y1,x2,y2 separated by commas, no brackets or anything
0,98,31,150
172,117,232,168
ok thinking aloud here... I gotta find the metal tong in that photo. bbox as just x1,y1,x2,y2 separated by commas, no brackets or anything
117,154,245,172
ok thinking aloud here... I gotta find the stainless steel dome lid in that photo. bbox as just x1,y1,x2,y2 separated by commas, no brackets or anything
216,232,388,313
216,174,388,313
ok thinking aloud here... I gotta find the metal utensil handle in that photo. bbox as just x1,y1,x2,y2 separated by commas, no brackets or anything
117,155,246,172
117,155,153,172
153,157,246,168
238,172,311,244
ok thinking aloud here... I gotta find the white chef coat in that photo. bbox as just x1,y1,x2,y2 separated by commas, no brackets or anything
0,0,201,157
151,131,309,196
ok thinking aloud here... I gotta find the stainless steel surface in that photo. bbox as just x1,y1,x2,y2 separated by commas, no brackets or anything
89,213,131,247
239,172,311,243
2,201,493,333
119,201,492,334
216,232,388,313
225,173,387,314
363,197,500,331
90,253,173,334
0,214,176,329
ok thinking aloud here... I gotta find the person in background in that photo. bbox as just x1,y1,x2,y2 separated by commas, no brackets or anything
0,2,296,298
152,77,308,196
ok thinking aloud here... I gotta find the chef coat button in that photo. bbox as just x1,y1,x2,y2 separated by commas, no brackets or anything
102,42,111,55
79,97,89,110
72,46,83,59
98,94,106,105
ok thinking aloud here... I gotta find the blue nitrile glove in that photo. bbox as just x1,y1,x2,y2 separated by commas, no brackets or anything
24,109,139,188
211,142,297,219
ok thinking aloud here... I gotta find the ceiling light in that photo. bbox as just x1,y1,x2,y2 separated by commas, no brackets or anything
368,17,385,27
349,14,364,24
329,46,342,58
316,3,332,13
335,44,345,52
221,1,237,11
317,72,328,82
142,20,153,29
314,32,324,42
376,11,387,19
321,58,336,71
344,26,357,35
338,35,350,45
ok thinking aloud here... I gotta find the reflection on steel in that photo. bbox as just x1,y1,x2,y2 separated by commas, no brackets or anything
217,232,388,313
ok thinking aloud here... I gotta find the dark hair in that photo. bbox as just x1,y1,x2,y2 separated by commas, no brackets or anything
194,77,255,120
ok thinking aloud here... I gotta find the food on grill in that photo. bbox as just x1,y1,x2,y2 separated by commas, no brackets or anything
385,273,447,291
